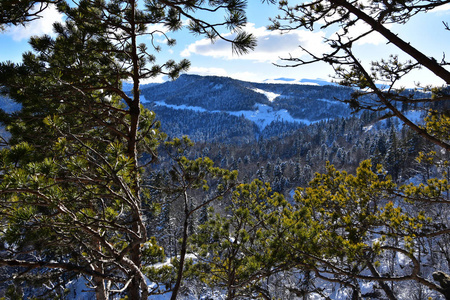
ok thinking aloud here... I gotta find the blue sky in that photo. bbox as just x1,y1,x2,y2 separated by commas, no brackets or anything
1,2,450,87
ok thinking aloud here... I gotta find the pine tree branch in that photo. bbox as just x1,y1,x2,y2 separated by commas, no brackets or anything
331,0,450,83
0,258,123,282
344,47,450,151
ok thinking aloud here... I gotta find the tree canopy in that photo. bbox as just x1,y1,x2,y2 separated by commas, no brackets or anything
271,0,450,151
1,0,450,299
0,1,61,29
0,0,255,298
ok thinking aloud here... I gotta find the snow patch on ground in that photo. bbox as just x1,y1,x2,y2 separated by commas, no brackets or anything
144,96,317,130
65,277,96,300
317,98,339,104
363,124,374,132
228,104,315,129
148,289,172,300
153,100,207,113
250,88,280,102
363,110,425,132
151,254,197,269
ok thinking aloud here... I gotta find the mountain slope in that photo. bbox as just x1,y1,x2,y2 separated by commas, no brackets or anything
140,74,354,142
141,74,353,119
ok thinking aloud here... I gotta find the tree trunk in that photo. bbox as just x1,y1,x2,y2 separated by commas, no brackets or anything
127,0,145,298
367,261,397,300
333,0,450,83
171,197,190,300
433,271,450,300
93,275,108,300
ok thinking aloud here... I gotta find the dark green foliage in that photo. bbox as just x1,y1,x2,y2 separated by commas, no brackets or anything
0,0,257,298
188,179,291,298
0,1,60,28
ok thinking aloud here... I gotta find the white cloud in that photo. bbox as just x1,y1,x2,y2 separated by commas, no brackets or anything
343,20,389,46
185,67,265,83
187,67,229,77
6,4,64,41
140,74,169,84
147,23,171,37
431,3,450,12
228,71,261,82
181,23,328,63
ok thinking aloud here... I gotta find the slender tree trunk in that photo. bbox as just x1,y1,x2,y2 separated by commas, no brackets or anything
351,287,361,300
171,192,190,300
128,0,145,298
333,0,450,83
367,261,397,300
433,271,450,300
93,273,108,300
227,269,236,300
92,204,108,300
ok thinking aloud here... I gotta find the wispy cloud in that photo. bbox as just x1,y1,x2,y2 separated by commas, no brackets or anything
431,3,450,12
186,67,263,82
187,66,229,77
146,23,171,37
181,23,328,63
6,4,63,41
337,20,389,46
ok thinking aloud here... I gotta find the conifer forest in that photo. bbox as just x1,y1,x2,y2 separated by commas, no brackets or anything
1,0,450,299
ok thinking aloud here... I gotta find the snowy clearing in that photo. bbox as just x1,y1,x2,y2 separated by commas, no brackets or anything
249,87,281,102
144,96,318,130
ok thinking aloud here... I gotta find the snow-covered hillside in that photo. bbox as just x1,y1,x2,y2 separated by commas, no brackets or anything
140,74,353,141
140,74,353,118
146,97,320,130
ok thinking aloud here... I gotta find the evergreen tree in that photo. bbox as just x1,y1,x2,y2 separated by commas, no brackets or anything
205,160,449,298
188,180,290,299
271,0,450,151
154,136,237,299
0,0,255,298
267,1,450,297
0,0,60,28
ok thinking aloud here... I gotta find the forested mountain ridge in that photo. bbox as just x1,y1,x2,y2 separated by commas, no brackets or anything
141,74,353,116
0,75,359,145
1,0,450,299
140,74,355,142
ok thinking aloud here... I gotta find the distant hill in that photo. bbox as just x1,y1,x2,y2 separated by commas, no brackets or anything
141,74,352,117
0,75,357,144
140,74,355,142
122,81,160,92
263,77,338,86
